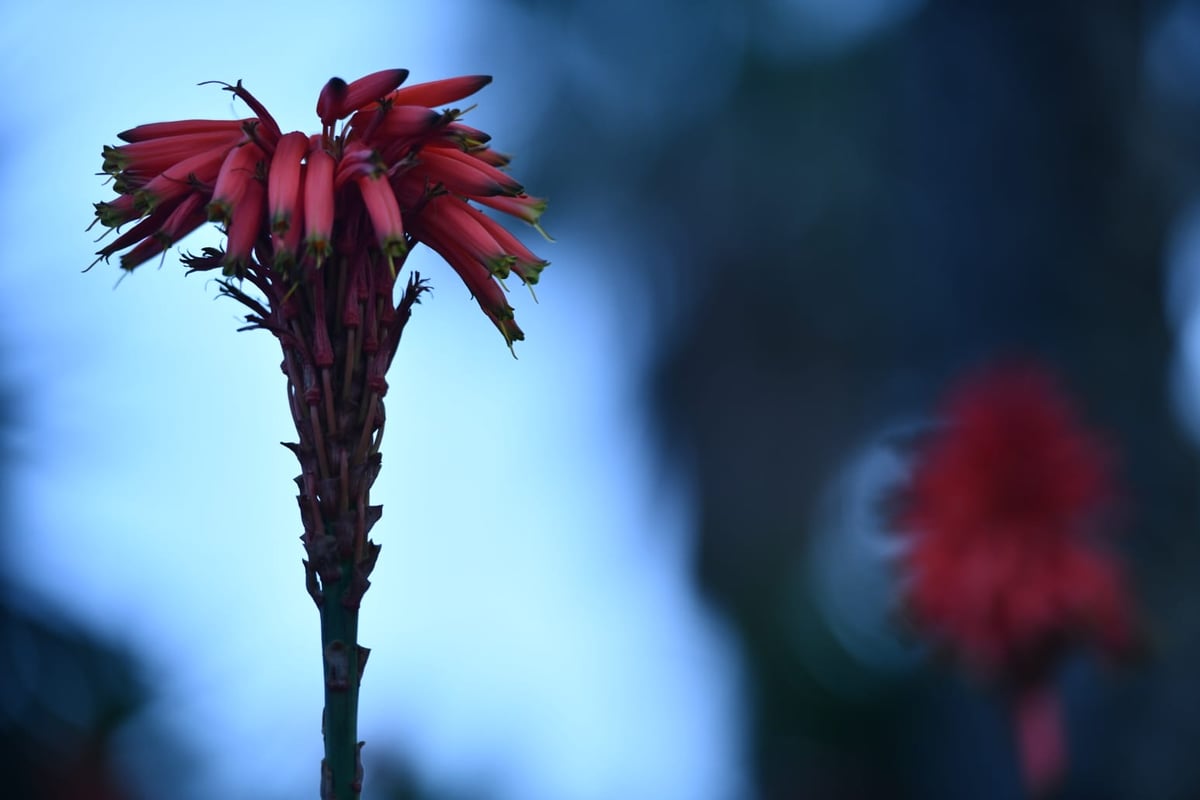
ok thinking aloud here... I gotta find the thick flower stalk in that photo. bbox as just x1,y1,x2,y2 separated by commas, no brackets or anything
897,364,1133,797
90,69,549,800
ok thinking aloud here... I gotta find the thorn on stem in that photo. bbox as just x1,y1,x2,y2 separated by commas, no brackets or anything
357,645,371,682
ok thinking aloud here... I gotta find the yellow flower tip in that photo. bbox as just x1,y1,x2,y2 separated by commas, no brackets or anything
486,255,516,280
497,320,520,359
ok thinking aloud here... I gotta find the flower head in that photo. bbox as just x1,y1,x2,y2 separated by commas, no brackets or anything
896,364,1135,795
91,70,548,349
898,364,1133,680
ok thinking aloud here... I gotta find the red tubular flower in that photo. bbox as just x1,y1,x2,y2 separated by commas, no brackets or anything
427,232,521,345
93,205,175,264
415,147,525,197
355,172,407,260
223,175,265,275
303,142,335,264
470,148,512,168
208,142,265,224
102,128,246,178
475,192,550,235
117,234,168,272
410,194,513,278
133,142,231,213
435,120,492,148
268,131,308,233
109,194,209,272
117,118,248,143
897,364,1134,796
273,169,306,270
462,202,549,289
155,193,208,249
332,140,379,189
382,74,492,108
349,105,446,157
92,194,141,229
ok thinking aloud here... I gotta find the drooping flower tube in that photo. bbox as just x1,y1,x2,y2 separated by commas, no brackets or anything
90,70,549,800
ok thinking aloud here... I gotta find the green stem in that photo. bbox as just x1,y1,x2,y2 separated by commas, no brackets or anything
320,555,364,800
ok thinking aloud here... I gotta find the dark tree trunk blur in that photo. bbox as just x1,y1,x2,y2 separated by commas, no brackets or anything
505,0,1200,796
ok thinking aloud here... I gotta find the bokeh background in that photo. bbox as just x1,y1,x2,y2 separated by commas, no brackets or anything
1,0,1199,797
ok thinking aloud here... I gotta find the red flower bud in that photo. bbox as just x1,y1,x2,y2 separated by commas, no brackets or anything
223,175,265,274
319,69,409,125
304,142,336,264
416,147,524,198
355,173,406,259
103,129,245,176
208,142,266,224
383,75,492,109
269,131,309,234
117,118,247,143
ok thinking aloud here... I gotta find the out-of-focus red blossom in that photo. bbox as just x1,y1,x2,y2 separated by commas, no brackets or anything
900,365,1132,675
897,364,1135,795
91,69,549,348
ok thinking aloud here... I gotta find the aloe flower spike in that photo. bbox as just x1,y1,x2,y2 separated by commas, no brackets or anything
90,68,550,799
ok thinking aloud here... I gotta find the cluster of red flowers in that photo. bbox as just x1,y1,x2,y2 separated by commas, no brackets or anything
898,364,1134,794
91,68,548,346
90,70,549,800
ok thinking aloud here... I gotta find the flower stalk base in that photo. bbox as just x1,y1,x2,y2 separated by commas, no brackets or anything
278,269,427,800
317,546,367,800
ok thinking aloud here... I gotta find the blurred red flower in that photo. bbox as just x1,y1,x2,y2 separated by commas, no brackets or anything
898,364,1134,795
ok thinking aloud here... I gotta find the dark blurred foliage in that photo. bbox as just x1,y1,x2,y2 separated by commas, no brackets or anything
0,359,123,799
0,593,144,800
498,0,1200,798
0,367,192,796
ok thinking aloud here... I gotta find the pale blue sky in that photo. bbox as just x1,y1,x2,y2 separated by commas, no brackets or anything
0,2,742,798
